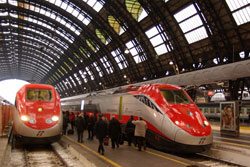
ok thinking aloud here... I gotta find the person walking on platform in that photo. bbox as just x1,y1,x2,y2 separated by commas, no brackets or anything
75,113,86,143
94,115,108,155
109,115,121,148
125,115,135,146
88,114,96,140
132,117,147,151
70,112,75,130
62,112,69,135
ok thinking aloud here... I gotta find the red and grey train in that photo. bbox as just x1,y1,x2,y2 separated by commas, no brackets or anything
12,84,63,144
62,83,213,153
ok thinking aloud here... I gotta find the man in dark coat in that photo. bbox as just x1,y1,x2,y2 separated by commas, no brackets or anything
75,113,86,143
94,115,108,155
125,115,135,146
109,116,121,148
62,112,69,135
88,114,96,140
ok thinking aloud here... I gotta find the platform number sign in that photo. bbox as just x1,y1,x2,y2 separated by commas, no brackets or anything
36,130,45,136
199,137,206,144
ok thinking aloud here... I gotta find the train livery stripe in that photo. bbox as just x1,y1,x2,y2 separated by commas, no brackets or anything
119,96,123,120
64,135,121,167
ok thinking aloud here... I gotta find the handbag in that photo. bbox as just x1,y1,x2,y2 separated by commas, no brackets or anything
104,136,109,146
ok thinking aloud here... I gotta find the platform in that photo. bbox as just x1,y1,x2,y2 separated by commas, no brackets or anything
1,122,250,167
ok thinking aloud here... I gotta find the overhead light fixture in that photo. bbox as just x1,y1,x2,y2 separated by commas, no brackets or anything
169,61,174,65
124,49,129,54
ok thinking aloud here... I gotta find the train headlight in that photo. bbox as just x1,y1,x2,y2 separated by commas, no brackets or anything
204,120,209,126
38,107,43,112
21,115,29,121
52,116,59,122
175,121,180,125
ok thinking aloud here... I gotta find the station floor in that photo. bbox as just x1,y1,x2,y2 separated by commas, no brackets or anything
1,122,250,167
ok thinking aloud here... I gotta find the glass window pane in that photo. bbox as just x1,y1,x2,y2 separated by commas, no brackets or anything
150,34,164,46
174,4,197,22
145,26,158,38
155,44,168,55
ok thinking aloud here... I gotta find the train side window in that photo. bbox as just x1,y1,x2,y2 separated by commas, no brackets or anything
204,108,208,113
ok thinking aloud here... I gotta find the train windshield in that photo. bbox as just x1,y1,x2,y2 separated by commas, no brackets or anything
26,89,52,101
160,89,191,104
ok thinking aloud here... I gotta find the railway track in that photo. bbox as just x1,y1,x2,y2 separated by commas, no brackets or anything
10,143,84,167
11,144,65,167
193,153,244,167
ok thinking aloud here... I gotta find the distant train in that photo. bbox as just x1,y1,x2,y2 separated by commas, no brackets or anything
61,83,213,153
12,84,62,146
197,102,250,122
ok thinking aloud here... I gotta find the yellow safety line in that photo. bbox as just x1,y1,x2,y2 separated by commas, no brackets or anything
214,140,250,148
240,126,250,130
130,146,190,166
145,150,190,166
64,135,121,167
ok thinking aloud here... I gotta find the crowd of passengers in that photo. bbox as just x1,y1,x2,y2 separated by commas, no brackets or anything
62,111,147,155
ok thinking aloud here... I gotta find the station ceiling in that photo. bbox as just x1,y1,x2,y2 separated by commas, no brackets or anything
0,0,249,97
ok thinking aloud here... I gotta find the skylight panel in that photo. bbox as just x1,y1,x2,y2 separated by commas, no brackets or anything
150,35,164,46
179,15,203,33
0,11,8,16
138,9,148,22
67,5,74,14
61,2,68,10
55,0,62,7
93,2,103,12
145,27,159,38
174,5,196,22
145,25,172,55
0,0,7,4
174,4,209,44
83,18,90,25
50,12,56,19
72,9,79,17
40,8,46,15
87,0,96,6
100,56,114,74
8,0,17,6
226,0,250,25
111,49,128,69
185,27,208,44
45,11,51,17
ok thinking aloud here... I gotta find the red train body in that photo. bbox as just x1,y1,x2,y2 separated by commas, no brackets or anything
62,83,213,153
13,84,62,144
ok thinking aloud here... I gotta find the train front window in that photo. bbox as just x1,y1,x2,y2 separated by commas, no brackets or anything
160,89,191,104
27,89,52,101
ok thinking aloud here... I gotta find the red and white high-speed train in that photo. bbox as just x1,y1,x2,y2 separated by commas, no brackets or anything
12,84,63,145
62,83,213,153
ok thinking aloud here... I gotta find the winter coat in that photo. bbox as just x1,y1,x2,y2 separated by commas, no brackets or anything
125,119,135,135
88,116,96,130
132,120,147,137
63,114,69,128
109,118,121,139
94,119,108,139
75,116,86,133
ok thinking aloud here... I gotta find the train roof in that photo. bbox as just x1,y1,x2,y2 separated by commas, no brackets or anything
21,84,54,90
